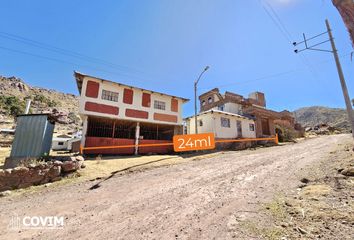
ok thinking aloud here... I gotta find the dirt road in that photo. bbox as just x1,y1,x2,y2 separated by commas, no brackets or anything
0,134,350,239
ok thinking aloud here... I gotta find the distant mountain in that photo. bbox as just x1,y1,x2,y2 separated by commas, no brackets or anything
0,75,80,135
293,106,350,132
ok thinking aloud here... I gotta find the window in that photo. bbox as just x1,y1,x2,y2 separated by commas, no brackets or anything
199,120,203,127
208,97,213,104
220,117,230,128
154,100,166,110
202,100,206,106
249,123,255,131
102,90,118,102
218,105,224,111
58,142,64,146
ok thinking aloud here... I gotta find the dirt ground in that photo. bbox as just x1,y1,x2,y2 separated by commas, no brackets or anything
0,134,352,239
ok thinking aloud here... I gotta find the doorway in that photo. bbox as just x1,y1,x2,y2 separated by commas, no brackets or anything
261,118,270,135
236,120,242,138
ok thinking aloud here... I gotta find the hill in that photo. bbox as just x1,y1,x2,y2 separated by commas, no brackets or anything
0,75,80,136
293,106,350,132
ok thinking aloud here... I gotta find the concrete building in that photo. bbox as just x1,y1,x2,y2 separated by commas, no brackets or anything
52,137,70,151
186,88,295,139
185,110,256,139
74,72,189,155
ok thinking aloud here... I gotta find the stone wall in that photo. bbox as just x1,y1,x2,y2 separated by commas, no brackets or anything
0,156,84,192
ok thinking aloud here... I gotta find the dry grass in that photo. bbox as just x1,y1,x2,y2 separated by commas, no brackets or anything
1,150,224,196
301,184,332,197
0,147,10,168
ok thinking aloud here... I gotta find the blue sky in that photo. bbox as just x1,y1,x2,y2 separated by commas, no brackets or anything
0,0,353,117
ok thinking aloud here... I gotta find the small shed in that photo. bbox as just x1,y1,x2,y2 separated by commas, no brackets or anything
52,137,71,151
5,114,55,168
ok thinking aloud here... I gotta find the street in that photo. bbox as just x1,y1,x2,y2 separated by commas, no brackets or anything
0,134,349,240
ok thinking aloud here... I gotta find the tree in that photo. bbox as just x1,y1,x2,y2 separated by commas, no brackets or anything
332,0,354,48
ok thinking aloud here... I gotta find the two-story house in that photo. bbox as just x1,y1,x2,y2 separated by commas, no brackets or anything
74,72,189,155
185,88,295,139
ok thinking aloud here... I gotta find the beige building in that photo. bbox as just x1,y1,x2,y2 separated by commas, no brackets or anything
195,88,294,138
74,71,189,155
185,110,256,139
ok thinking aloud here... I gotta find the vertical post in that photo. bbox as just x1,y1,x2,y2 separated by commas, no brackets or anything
24,99,31,114
326,19,354,140
275,133,279,145
156,125,159,140
194,82,198,134
112,121,116,138
135,122,140,155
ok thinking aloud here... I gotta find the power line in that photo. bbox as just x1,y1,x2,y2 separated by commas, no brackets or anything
0,45,154,84
0,31,147,75
259,0,292,43
263,0,293,40
259,0,338,104
199,51,352,90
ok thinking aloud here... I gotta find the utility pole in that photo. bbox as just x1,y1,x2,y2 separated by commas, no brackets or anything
293,19,354,140
326,19,354,139
194,66,210,134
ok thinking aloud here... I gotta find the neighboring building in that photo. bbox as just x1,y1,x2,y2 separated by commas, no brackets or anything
74,72,189,155
187,88,295,138
52,137,70,151
52,136,81,151
185,110,256,139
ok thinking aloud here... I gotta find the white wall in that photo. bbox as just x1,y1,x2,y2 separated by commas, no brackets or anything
211,102,243,115
79,76,184,125
186,112,256,139
52,140,69,151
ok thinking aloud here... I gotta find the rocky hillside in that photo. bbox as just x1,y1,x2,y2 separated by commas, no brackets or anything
294,106,350,132
0,75,80,135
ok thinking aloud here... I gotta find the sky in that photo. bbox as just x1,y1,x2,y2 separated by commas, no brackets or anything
1,0,353,117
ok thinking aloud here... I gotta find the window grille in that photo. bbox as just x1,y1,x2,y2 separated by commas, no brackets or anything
102,90,119,102
154,100,166,110
220,117,230,128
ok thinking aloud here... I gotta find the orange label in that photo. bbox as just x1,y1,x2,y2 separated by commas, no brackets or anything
173,133,215,152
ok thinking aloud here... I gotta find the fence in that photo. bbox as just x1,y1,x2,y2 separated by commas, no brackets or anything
80,134,278,154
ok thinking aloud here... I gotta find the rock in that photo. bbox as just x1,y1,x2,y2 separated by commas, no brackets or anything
46,165,61,182
75,156,84,162
300,178,310,184
341,167,354,176
62,160,80,173
0,190,11,197
53,160,63,167
297,226,308,234
12,166,29,174
80,162,86,169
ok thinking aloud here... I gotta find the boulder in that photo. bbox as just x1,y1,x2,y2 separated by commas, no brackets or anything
0,190,11,197
75,156,85,162
53,160,63,167
12,167,29,177
62,160,80,173
46,165,61,181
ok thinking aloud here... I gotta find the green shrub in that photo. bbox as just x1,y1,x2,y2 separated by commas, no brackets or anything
33,94,58,107
274,120,298,142
0,96,25,117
